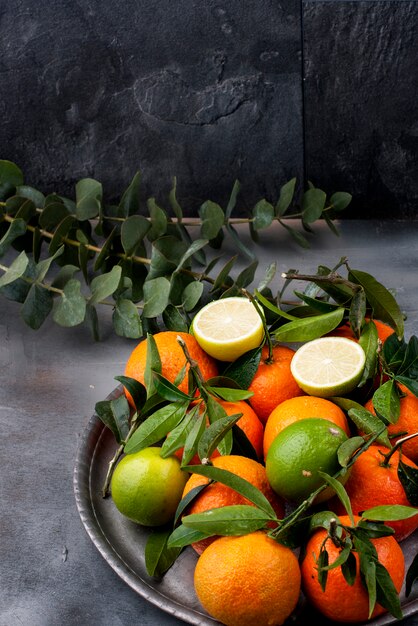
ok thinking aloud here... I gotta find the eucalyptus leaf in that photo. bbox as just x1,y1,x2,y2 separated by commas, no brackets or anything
182,281,203,312
0,218,27,257
142,276,171,318
257,262,276,292
235,260,258,289
89,265,122,305
275,177,296,216
225,180,241,219
302,187,327,224
119,171,141,217
76,178,102,220
199,201,224,240
21,283,53,329
147,198,168,240
121,215,151,255
0,159,24,189
0,250,28,288
48,215,77,255
252,199,274,230
53,279,86,327
112,298,142,338
162,304,189,332
331,191,352,212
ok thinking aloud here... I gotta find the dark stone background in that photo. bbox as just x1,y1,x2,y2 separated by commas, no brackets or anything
1,0,417,217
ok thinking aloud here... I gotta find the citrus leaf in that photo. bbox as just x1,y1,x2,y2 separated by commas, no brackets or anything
398,459,418,506
167,524,211,549
361,504,418,522
255,289,299,321
358,321,379,385
197,412,242,461
223,346,262,390
182,504,270,535
372,380,400,424
321,541,352,571
95,395,130,444
181,464,277,518
293,291,340,314
145,529,182,578
231,424,260,462
273,308,344,342
349,288,366,338
348,269,404,339
53,279,86,327
395,376,418,397
406,553,418,597
208,387,254,402
114,376,147,411
318,471,354,525
160,406,200,459
337,437,365,467
375,561,403,620
308,511,337,534
151,372,192,402
173,481,210,527
181,412,206,466
144,333,162,398
347,407,390,447
399,335,418,376
317,548,329,591
205,395,232,456
124,401,189,454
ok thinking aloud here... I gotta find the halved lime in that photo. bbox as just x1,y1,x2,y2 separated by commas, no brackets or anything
191,297,264,362
290,336,366,397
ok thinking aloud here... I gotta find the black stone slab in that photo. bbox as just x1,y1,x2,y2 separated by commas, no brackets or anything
303,1,418,218
1,0,303,213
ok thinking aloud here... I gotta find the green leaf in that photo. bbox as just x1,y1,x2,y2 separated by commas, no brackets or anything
255,289,299,321
293,291,340,314
395,376,418,397
372,380,400,424
51,264,80,289
205,395,232,456
398,459,418,506
39,202,70,230
114,376,147,411
347,407,390,447
302,187,327,223
198,412,243,461
151,372,192,402
257,262,276,292
317,548,329,591
182,504,270,536
112,298,142,338
209,387,254,402
319,472,354,525
21,284,53,329
119,171,141,217
182,281,203,312
235,260,259,289
0,160,24,191
89,265,121,305
86,303,100,341
167,524,211,549
175,239,209,273
169,176,183,220
252,199,274,230
35,245,64,283
147,197,168,241
406,553,418,597
0,219,27,257
0,251,28,288
349,289,366,338
210,255,237,292
362,504,418,522
273,308,344,342
181,412,207,466
337,436,365,467
121,215,151,255
199,201,224,240
399,335,418,375
14,197,37,222
124,401,189,454
162,304,189,332
330,191,352,212
145,529,182,578
75,178,102,220
225,180,241,219
144,333,162,397
358,321,379,385
53,279,86,327
182,464,277,518
375,561,403,620
223,346,262,390
48,215,77,255
160,406,199,458
95,395,130,444
143,276,171,317
348,269,404,339
275,177,296,216
225,222,255,260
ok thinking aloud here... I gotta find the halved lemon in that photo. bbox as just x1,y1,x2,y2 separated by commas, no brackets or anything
290,336,366,397
191,297,264,362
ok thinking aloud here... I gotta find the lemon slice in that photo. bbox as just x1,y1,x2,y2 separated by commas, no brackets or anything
192,297,264,362
290,336,366,397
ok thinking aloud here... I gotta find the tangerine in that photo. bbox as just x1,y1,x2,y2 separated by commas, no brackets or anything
194,531,301,626
263,395,350,460
328,318,394,343
124,331,218,406
365,394,418,463
182,454,285,554
247,344,304,424
301,514,405,623
329,444,418,541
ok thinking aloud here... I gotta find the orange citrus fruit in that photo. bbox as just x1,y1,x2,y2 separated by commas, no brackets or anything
266,418,349,504
247,344,304,424
182,454,285,554
365,394,418,463
301,514,405,623
124,331,218,405
110,447,188,526
263,395,350,460
329,444,418,542
328,318,394,343
194,531,301,626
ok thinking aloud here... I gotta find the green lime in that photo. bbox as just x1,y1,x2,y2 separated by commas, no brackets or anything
110,447,188,526
290,336,366,397
265,418,349,504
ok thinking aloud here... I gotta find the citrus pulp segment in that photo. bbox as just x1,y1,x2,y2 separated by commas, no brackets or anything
192,297,264,361
290,336,366,397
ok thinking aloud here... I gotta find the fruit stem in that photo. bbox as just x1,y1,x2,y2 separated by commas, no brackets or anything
380,431,418,466
101,413,140,498
244,289,274,362
280,270,362,293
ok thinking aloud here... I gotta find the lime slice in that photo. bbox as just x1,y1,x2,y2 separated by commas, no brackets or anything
290,336,366,397
192,297,264,362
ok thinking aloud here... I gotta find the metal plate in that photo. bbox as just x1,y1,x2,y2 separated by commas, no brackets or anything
74,386,418,626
